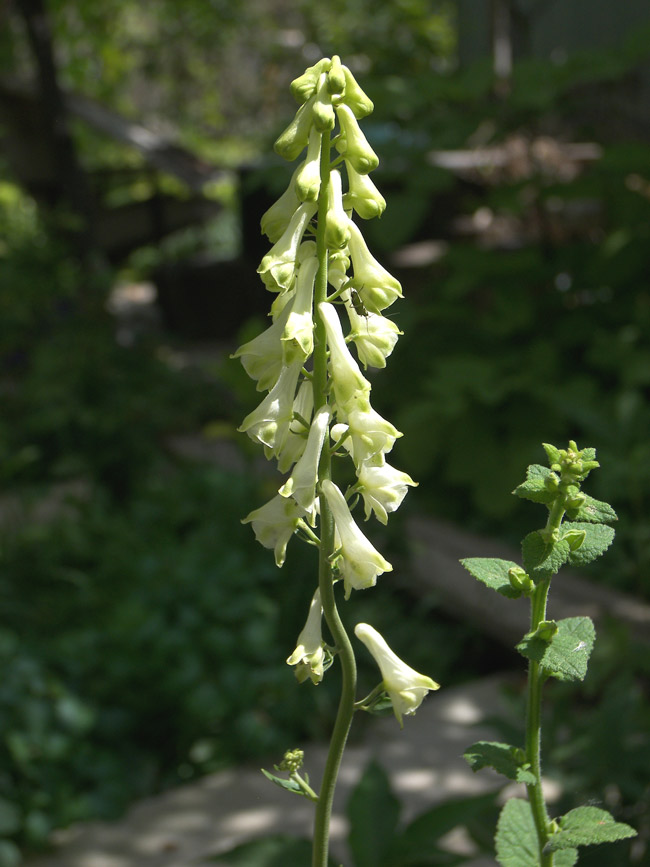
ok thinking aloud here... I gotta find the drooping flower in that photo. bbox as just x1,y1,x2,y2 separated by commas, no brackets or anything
325,169,351,249
279,406,331,516
344,293,401,369
286,589,326,684
356,461,417,524
346,221,402,312
290,58,332,104
258,203,317,292
346,405,402,465
340,64,374,118
238,360,302,453
242,494,306,567
282,255,318,364
354,623,440,727
231,298,292,391
275,379,313,473
334,103,379,174
344,161,386,220
321,479,392,598
294,126,322,202
274,95,317,161
318,301,371,412
260,164,302,242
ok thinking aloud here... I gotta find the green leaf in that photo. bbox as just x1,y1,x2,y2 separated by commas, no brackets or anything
347,761,400,867
390,792,496,865
464,741,536,784
566,494,617,524
564,522,615,567
260,769,303,796
495,798,540,866
516,616,595,681
203,834,330,865
459,558,523,598
545,806,637,851
521,532,570,579
513,464,555,505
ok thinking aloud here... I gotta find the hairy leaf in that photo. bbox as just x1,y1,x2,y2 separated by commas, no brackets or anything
565,494,617,524
545,806,637,851
564,522,615,567
459,557,523,598
513,464,555,505
517,616,595,681
522,531,570,579
464,741,536,784
496,799,579,866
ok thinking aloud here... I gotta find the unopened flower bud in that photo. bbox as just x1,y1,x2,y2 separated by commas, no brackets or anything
274,96,316,161
508,566,534,595
325,169,351,249
294,127,322,202
531,620,558,642
290,58,331,104
341,65,374,118
335,103,379,174
344,161,386,220
326,54,346,95
312,74,336,132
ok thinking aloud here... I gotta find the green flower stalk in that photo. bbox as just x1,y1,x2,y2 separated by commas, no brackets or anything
233,56,438,867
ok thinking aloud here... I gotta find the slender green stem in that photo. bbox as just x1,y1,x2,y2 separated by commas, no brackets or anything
525,577,552,866
311,128,358,867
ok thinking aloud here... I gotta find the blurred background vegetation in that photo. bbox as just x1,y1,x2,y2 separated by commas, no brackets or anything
0,1,649,864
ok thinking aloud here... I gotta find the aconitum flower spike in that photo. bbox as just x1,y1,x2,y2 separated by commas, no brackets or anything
321,479,392,598
354,623,439,726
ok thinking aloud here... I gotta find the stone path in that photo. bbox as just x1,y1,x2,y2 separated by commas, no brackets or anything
26,675,530,867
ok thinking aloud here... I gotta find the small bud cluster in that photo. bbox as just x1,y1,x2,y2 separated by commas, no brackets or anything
234,57,436,724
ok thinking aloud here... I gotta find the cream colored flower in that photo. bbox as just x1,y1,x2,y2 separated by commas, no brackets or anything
344,161,386,220
357,461,417,524
346,221,402,312
294,127,322,202
334,103,379,174
321,479,392,598
318,301,371,412
354,623,439,726
282,255,318,364
242,494,305,567
287,589,326,684
231,300,292,392
279,406,331,515
258,203,316,292
344,293,401,369
238,361,302,452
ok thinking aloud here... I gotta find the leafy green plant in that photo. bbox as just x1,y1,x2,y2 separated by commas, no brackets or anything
461,443,637,865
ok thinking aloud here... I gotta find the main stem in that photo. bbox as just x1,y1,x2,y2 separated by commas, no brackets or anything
525,577,553,867
525,493,567,867
311,129,358,867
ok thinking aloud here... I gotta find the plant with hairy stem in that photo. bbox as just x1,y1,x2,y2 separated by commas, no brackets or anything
462,442,637,865
233,56,438,867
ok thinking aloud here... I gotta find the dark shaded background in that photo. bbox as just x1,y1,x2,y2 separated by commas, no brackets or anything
0,1,648,864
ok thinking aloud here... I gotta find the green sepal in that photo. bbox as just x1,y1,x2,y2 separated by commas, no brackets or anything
460,557,524,598
261,768,303,796
516,616,595,681
545,806,637,852
563,522,615,567
464,741,536,784
565,494,617,524
496,798,579,866
513,464,556,505
522,531,570,579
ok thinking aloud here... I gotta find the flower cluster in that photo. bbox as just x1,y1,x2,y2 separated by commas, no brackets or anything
234,56,436,724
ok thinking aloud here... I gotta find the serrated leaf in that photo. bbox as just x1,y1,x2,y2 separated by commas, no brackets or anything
554,850,579,866
545,806,637,851
390,792,496,865
517,617,595,681
459,558,522,598
522,532,570,579
261,769,303,796
347,761,400,867
464,741,536,784
581,447,597,462
495,798,540,866
566,494,617,524
513,465,555,505
564,522,615,567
